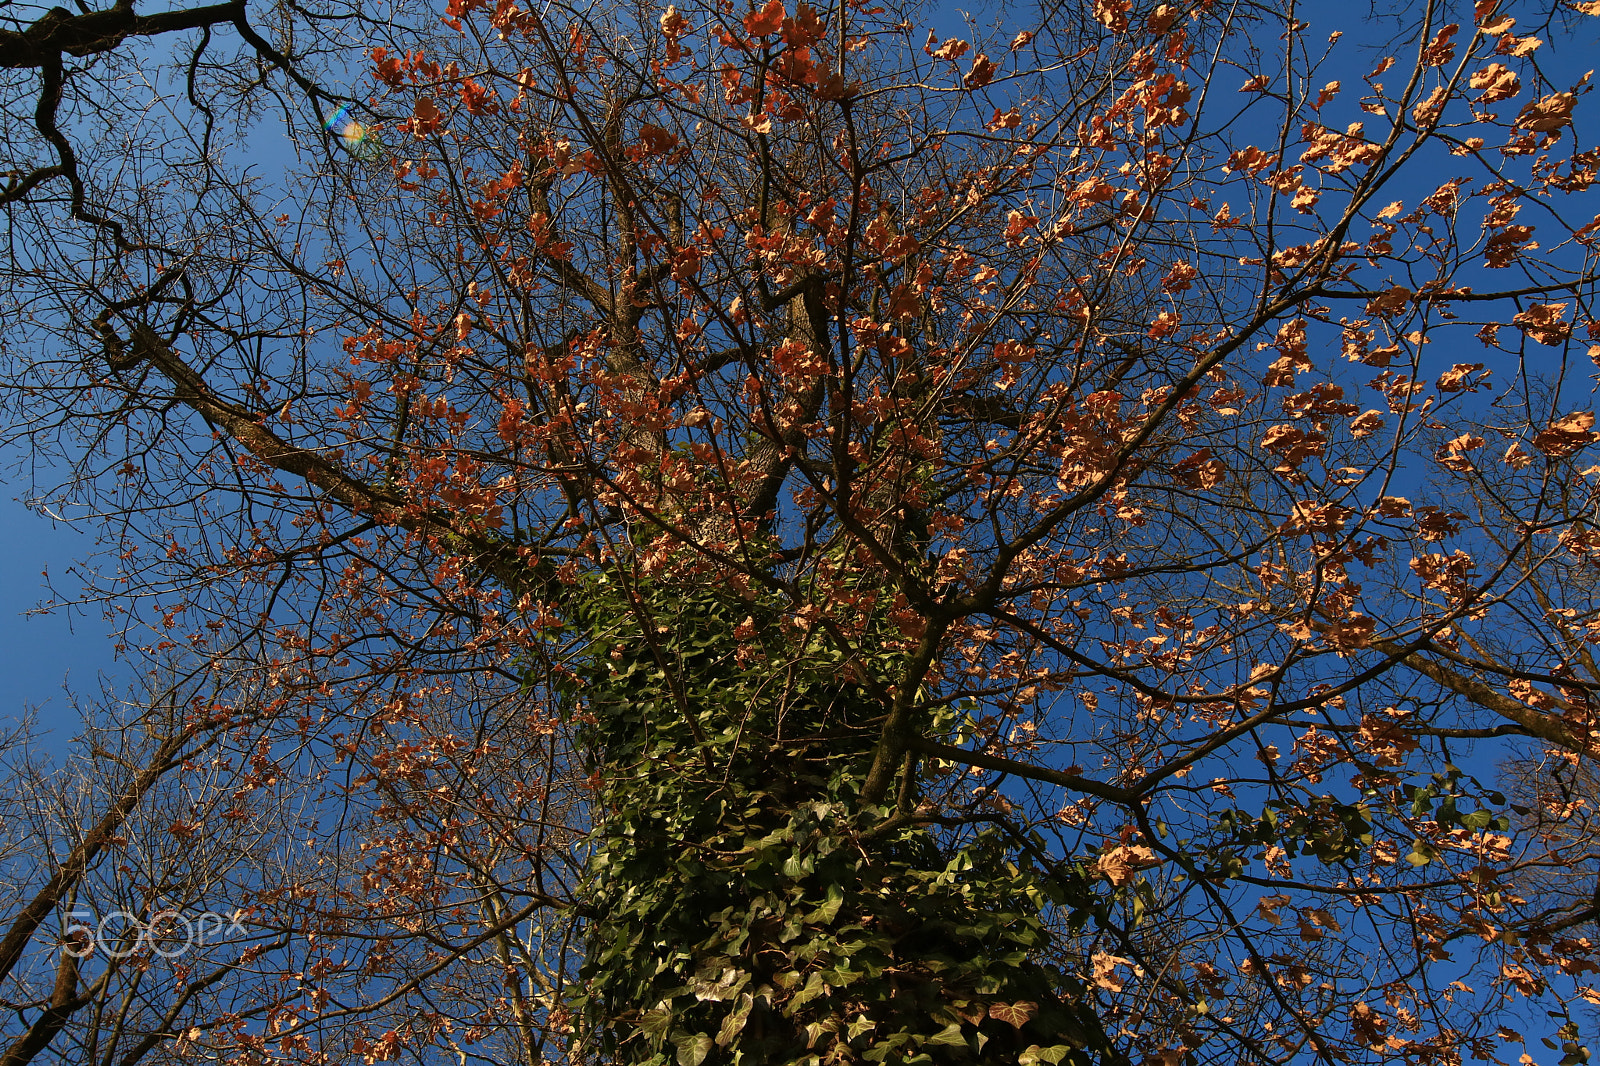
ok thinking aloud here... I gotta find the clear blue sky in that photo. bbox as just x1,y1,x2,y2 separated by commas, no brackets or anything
0,483,120,757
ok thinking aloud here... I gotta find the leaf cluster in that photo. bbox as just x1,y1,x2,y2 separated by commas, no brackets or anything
566,580,1116,1066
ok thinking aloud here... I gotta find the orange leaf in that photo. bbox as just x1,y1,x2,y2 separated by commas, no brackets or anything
780,2,823,46
744,0,784,37
1470,63,1520,103
638,123,679,155
1533,411,1598,457
1517,92,1575,132
1513,302,1571,345
1095,0,1131,32
964,54,996,88
410,97,443,137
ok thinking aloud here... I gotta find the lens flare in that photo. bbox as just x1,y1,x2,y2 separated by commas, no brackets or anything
323,103,379,158
322,103,352,132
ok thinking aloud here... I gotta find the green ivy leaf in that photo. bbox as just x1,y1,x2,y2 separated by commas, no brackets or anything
846,1014,877,1041
570,582,1117,1066
715,993,754,1047
1405,840,1437,866
692,967,747,1002
673,1031,713,1066
808,885,844,926
789,971,827,1012
989,1001,1038,1029
640,1008,674,1042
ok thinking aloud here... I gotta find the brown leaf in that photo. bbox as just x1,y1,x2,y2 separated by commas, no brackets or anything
638,124,678,156
1517,92,1575,133
743,0,784,37
1256,894,1291,926
964,54,997,88
410,96,444,137
1094,0,1131,32
1533,411,1599,458
1090,953,1130,991
1095,844,1157,886
1470,63,1520,103
1364,285,1412,317
1513,302,1571,345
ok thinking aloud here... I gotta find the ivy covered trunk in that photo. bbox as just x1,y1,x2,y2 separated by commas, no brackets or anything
566,583,1116,1066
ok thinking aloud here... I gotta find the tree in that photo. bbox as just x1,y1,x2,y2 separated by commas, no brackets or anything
5,0,1600,1062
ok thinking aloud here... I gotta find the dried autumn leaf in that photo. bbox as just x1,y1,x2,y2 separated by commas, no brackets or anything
409,96,443,137
813,72,859,100
1350,410,1385,438
1173,448,1226,488
1435,363,1484,392
986,107,1022,131
780,2,823,46
1260,424,1325,471
1291,185,1320,213
1516,92,1575,132
1421,23,1459,66
1095,844,1157,886
1257,894,1292,926
964,53,997,88
1533,411,1599,458
1224,145,1275,174
743,0,784,37
1501,963,1546,996
1003,210,1038,243
1470,62,1520,103
1436,433,1485,472
1095,0,1131,31
1364,285,1412,317
638,124,679,155
1090,953,1130,992
1069,178,1118,205
1512,302,1572,345
659,5,688,35
1501,33,1543,57
1411,86,1447,126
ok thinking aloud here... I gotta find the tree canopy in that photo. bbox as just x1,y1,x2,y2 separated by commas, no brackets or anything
4,0,1600,1063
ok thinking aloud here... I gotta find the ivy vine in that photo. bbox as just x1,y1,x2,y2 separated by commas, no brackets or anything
562,579,1120,1066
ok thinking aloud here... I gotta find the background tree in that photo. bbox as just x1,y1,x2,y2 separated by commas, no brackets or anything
5,0,1600,1063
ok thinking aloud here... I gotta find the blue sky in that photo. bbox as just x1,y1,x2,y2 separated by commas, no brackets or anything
0,4,1595,1061
0,479,120,757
